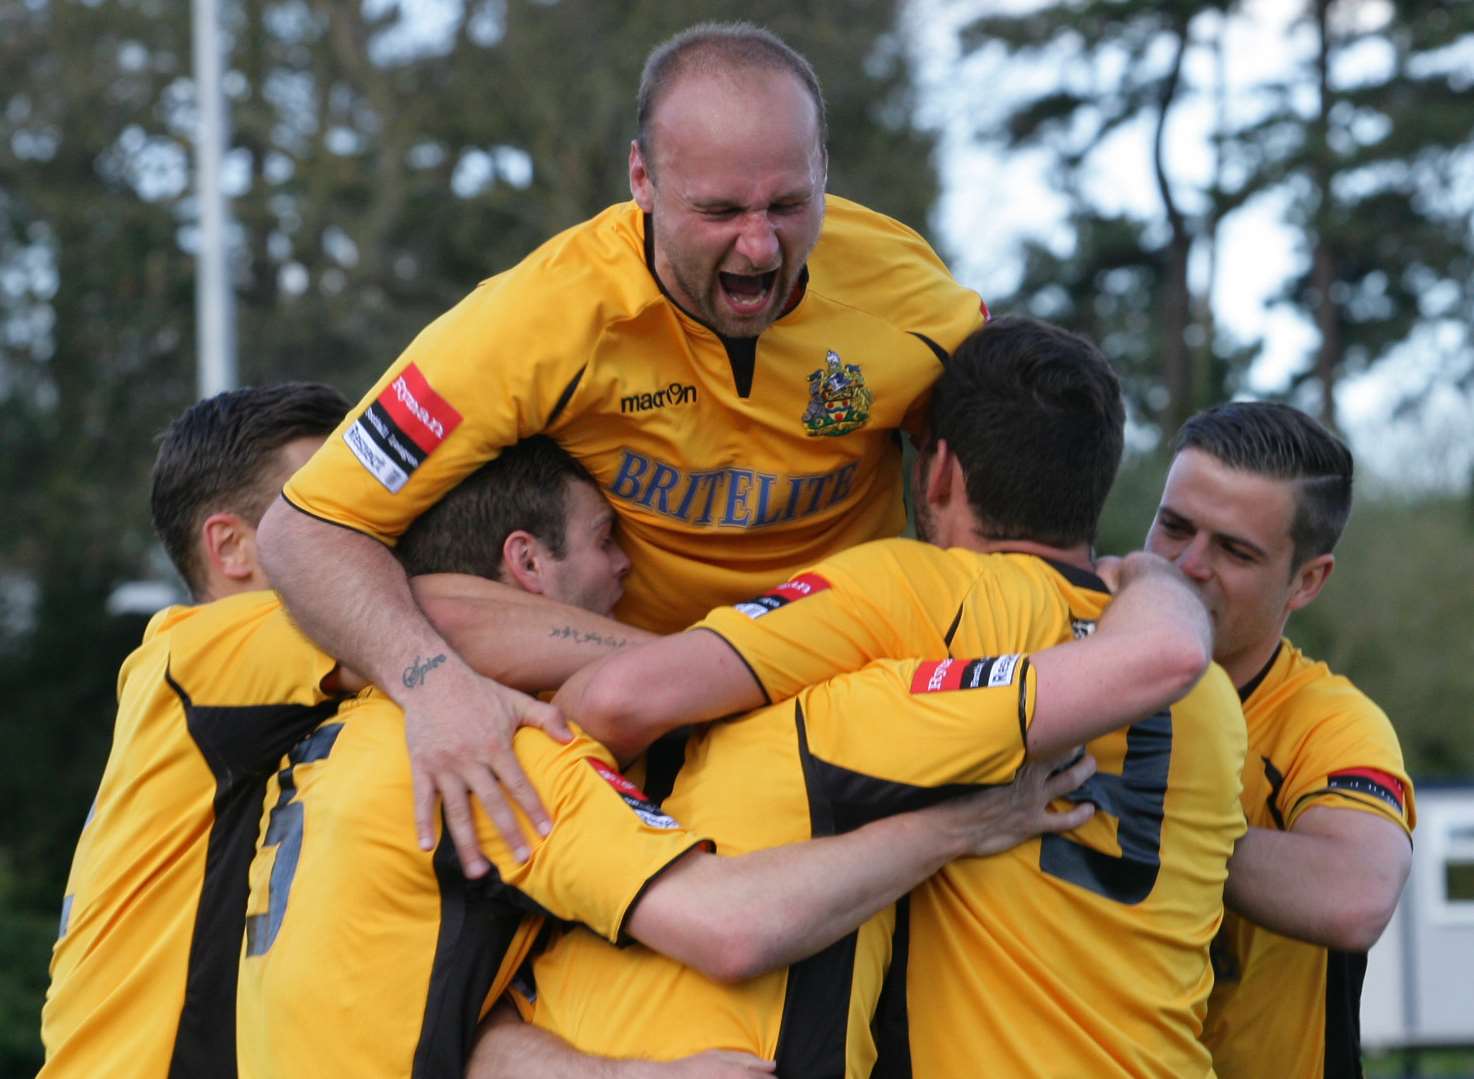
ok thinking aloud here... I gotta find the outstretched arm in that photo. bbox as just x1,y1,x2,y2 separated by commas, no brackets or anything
467,1000,774,1079
626,754,1097,982
258,499,570,877
557,551,1210,767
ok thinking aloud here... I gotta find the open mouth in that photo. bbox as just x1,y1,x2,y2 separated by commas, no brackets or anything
718,270,777,314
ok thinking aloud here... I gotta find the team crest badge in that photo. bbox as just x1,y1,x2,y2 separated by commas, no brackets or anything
802,351,873,437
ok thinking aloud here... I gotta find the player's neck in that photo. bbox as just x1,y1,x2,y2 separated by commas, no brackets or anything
965,535,1094,574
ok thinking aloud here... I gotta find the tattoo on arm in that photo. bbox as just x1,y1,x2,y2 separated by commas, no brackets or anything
548,625,629,650
402,653,447,689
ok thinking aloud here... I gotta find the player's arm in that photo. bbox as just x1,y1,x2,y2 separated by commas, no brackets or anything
258,498,570,877
626,754,1097,982
412,573,656,694
1224,806,1412,951
557,551,1209,767
554,629,764,765
467,1000,774,1079
1024,550,1212,759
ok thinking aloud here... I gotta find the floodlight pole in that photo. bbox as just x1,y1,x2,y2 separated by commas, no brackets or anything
192,0,237,398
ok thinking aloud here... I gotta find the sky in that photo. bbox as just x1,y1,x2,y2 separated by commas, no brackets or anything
906,0,1474,492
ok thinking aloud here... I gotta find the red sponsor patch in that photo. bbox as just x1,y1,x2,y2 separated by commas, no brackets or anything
588,758,653,802
1328,767,1405,811
911,658,964,694
980,297,991,322
376,363,463,454
769,573,831,603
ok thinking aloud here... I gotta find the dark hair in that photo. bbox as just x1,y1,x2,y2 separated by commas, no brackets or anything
151,381,349,599
395,436,597,579
635,22,828,177
1172,401,1354,570
926,316,1125,548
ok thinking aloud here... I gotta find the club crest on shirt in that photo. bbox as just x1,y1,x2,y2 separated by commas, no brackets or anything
802,351,872,437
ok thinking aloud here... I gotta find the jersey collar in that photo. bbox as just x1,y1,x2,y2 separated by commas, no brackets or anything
640,212,810,342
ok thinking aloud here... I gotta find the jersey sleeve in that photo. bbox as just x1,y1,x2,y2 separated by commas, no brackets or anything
795,654,1037,822
1276,689,1416,836
488,728,711,944
282,271,594,544
812,195,987,357
694,540,962,702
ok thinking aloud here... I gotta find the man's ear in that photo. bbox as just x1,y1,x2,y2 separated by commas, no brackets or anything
1286,553,1334,614
201,512,260,591
501,530,550,596
920,438,955,508
629,139,655,212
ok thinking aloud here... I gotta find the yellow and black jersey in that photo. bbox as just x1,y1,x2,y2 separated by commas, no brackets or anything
530,652,1038,1077
39,592,342,1079
236,691,707,1079
693,538,1248,1077
1204,639,1416,1079
282,197,986,633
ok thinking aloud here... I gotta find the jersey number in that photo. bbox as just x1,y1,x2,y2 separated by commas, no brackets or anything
1038,709,1172,905
244,723,343,956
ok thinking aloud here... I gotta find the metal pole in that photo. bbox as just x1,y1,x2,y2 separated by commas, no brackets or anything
192,0,237,398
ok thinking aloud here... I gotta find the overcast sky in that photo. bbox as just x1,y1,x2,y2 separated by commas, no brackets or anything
907,0,1474,492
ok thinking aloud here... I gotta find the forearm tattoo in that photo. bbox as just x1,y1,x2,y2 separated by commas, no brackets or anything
548,625,629,650
402,653,447,689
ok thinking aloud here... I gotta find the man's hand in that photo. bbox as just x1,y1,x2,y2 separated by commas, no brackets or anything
403,653,572,876
621,1051,775,1078
926,753,1098,859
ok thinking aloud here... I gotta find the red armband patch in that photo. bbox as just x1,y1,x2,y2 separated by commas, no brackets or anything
910,654,1022,694
1327,768,1405,814
344,363,464,492
732,572,832,619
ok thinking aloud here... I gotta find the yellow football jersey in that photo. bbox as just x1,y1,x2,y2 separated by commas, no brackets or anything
696,538,1248,1077
236,691,708,1079
531,653,1039,1077
39,592,341,1079
1203,640,1416,1079
281,197,986,633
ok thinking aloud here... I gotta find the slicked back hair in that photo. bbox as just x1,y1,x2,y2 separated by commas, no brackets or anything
151,382,349,600
635,21,828,179
927,316,1125,549
395,436,597,580
1172,401,1354,572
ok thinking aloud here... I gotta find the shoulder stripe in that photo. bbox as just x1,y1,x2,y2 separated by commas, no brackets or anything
908,331,948,365
544,365,586,428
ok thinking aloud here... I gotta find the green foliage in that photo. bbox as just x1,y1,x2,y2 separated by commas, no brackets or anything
1289,495,1474,777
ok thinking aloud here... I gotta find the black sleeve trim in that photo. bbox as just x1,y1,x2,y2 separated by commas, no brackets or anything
277,488,395,547
613,838,715,945
544,365,587,428
694,627,773,707
1016,656,1033,750
909,331,949,366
